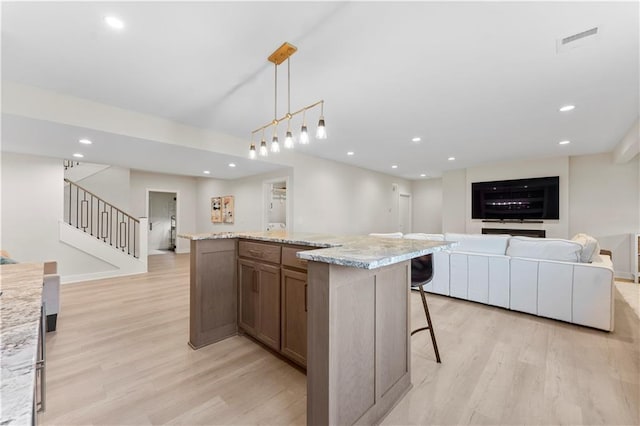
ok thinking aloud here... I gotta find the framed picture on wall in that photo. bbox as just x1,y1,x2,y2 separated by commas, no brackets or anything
211,197,222,223
222,195,234,224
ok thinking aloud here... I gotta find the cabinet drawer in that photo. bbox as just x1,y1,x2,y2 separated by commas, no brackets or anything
239,241,281,263
282,246,309,270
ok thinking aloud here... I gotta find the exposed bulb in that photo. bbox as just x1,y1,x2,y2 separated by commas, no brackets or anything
249,143,257,159
300,125,310,144
284,131,294,149
316,116,327,139
271,135,280,153
259,140,268,157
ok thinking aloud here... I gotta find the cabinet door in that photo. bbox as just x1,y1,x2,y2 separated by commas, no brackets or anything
281,268,308,367
256,263,281,350
238,259,258,337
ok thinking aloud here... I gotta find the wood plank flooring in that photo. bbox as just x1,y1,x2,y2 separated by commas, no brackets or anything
40,254,639,425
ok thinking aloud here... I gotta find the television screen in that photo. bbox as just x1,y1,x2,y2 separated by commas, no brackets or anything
471,176,559,220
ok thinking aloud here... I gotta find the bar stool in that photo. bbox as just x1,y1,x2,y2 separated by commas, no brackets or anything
410,254,441,363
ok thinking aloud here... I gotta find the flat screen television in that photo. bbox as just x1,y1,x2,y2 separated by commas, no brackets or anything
471,176,559,220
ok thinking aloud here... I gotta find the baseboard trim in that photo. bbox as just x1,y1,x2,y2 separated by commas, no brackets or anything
61,269,146,284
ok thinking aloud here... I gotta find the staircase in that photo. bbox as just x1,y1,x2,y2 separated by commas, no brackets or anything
61,178,147,282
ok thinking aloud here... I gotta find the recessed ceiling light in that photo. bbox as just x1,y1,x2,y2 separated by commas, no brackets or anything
78,138,92,145
448,156,455,161
104,16,125,30
559,105,575,112
420,173,427,177
73,153,84,158
228,163,236,168
412,137,421,142
559,140,571,145
391,165,398,169
347,151,354,156
203,170,211,174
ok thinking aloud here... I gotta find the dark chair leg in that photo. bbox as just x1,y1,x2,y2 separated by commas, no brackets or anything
411,285,441,363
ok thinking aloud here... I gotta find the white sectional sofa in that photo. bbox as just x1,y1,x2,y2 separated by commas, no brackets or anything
403,233,615,331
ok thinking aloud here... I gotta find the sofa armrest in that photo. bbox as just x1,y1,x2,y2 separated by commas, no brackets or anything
43,273,60,316
44,261,57,275
599,249,612,259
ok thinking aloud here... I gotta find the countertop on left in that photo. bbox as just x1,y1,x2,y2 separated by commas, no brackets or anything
1,262,44,426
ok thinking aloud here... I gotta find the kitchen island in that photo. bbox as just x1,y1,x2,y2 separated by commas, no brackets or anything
0,263,45,426
179,231,452,425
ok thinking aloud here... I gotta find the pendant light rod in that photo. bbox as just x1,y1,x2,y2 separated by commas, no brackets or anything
274,63,278,123
287,58,291,115
251,100,324,135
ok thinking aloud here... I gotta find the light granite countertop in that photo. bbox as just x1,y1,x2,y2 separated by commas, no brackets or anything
179,231,454,269
1,262,44,426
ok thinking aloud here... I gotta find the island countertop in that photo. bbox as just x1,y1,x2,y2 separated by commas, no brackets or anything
1,262,44,426
178,231,453,269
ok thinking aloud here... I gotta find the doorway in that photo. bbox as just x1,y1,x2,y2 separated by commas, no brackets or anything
263,177,290,232
399,193,412,233
148,190,177,255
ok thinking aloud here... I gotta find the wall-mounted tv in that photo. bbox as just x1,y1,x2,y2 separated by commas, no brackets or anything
472,176,559,220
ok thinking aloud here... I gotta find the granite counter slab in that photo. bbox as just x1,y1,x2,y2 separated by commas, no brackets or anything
1,263,45,426
179,231,454,269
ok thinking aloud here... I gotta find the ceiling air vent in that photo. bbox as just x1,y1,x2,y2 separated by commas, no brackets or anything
557,26,600,53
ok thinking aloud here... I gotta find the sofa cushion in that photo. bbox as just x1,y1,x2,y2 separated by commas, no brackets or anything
403,233,445,241
506,236,582,262
444,233,510,255
571,233,600,263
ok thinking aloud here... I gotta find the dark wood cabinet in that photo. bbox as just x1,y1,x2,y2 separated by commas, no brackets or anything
238,259,259,336
189,239,237,349
281,268,307,367
256,263,281,350
238,240,310,366
238,243,281,351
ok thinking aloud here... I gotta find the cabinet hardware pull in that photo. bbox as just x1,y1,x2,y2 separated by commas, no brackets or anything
253,270,258,293
37,303,46,413
304,284,308,313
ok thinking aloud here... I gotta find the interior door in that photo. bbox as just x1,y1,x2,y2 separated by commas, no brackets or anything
399,193,412,233
149,191,173,250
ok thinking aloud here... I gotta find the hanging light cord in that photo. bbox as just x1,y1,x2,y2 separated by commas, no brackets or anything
250,42,324,138
274,63,278,123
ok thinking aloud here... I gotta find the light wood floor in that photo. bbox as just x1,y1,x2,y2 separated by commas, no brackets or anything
41,254,639,425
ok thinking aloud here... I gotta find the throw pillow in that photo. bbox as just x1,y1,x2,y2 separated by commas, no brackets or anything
571,233,600,263
0,256,18,265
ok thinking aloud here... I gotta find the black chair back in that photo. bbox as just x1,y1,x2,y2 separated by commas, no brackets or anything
411,253,433,286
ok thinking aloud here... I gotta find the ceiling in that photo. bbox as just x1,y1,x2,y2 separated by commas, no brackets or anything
2,1,638,180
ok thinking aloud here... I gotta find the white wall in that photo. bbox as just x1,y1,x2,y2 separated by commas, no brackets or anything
411,178,443,233
129,170,197,253
195,157,411,236
75,166,131,211
196,169,292,233
292,156,411,235
442,169,467,233
569,152,639,278
1,152,116,275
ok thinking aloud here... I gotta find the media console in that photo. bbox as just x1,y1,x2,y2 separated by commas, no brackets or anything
482,228,546,238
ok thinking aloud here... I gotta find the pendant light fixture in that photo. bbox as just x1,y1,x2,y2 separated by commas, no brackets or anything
249,42,326,158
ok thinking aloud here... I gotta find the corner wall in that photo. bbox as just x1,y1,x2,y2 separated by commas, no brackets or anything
195,157,411,236
435,153,638,277
569,152,639,278
129,170,198,254
1,152,116,276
